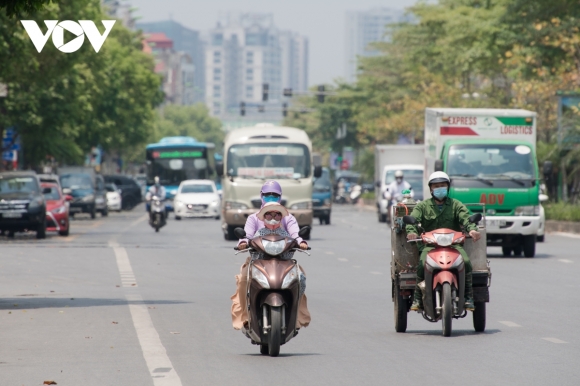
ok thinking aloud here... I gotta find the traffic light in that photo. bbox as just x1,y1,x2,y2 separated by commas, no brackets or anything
283,88,293,97
262,83,269,102
317,85,325,103
282,103,288,117
240,102,246,116
258,105,265,113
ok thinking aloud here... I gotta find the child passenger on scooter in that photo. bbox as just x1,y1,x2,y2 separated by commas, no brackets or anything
231,180,311,331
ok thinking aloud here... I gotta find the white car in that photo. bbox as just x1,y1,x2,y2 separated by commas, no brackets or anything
105,183,122,212
174,180,221,220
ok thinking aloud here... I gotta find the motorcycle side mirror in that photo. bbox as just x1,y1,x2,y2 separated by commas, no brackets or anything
468,213,482,223
402,215,416,225
216,161,224,177
234,227,246,239
313,166,322,178
434,159,444,172
375,181,381,188
543,160,553,176
298,226,311,238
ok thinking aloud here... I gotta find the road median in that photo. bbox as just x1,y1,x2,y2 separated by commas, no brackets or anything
546,220,580,235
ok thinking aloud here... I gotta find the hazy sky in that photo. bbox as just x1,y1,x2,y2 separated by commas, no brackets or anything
129,0,417,86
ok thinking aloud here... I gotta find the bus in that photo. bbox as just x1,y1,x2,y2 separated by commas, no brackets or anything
146,136,216,210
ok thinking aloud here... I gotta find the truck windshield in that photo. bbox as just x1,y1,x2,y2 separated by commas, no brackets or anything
313,169,331,192
0,177,39,194
227,143,311,179
447,144,535,179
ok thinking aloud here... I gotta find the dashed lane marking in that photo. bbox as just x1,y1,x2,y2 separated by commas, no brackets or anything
338,258,348,262
499,321,521,327
559,259,573,264
325,251,335,255
542,337,568,344
109,240,183,385
370,271,383,275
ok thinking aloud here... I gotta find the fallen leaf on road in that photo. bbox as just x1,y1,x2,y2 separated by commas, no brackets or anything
148,306,156,309
85,336,92,339
43,381,57,385
112,321,118,324
131,283,136,286
170,332,180,334
50,291,55,293
8,312,11,314
116,285,120,287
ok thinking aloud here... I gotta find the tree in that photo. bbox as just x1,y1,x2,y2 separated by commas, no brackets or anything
0,0,53,17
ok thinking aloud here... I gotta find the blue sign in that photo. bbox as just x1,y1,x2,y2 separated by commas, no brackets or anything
4,127,14,138
2,151,16,161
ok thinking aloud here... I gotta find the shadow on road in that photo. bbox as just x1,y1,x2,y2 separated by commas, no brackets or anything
242,353,322,357
0,297,189,310
407,328,501,337
487,253,553,259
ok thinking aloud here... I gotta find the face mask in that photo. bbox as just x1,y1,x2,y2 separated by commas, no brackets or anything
432,187,448,200
265,218,280,225
263,195,280,203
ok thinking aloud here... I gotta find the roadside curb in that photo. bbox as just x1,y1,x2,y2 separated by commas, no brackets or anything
546,220,580,235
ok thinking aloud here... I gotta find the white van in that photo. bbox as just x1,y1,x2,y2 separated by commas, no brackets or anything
217,124,321,240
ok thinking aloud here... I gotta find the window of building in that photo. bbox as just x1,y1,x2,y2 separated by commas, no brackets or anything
245,85,253,99
213,51,221,64
246,51,254,65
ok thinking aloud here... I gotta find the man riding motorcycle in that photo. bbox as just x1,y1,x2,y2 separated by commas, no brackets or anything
384,170,414,219
145,176,166,201
231,180,311,331
405,171,481,311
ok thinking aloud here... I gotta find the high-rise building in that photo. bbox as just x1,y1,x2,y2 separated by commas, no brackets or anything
205,12,308,123
137,20,205,103
344,8,405,82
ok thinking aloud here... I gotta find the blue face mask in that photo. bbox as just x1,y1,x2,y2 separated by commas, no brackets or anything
432,187,448,200
263,195,281,203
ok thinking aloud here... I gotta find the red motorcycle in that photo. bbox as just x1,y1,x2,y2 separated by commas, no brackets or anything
403,213,484,337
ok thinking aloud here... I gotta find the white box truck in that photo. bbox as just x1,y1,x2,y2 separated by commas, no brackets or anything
374,145,424,223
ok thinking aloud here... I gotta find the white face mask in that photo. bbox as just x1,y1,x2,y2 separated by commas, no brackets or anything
265,219,281,225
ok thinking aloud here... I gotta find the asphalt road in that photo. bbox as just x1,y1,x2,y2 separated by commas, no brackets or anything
0,205,579,386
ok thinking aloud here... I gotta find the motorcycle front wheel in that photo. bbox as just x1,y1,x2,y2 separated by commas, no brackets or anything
441,283,452,337
268,306,282,357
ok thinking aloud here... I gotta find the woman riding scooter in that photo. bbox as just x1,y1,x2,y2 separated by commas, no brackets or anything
231,180,311,331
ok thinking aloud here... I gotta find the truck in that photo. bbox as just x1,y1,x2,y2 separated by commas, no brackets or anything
374,145,424,223
217,124,321,240
424,108,549,258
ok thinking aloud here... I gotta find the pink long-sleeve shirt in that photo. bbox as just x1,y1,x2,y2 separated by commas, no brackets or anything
238,213,305,246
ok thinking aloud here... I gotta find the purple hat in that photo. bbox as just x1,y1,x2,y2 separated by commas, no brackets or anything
261,180,282,196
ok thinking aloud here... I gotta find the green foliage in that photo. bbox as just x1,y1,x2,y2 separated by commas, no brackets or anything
0,0,53,17
545,202,580,222
154,104,224,148
352,148,374,183
0,0,163,167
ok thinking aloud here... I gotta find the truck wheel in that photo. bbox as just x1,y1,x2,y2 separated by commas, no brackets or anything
378,212,386,223
102,207,108,217
537,235,545,242
473,302,486,332
268,306,282,357
36,221,46,239
502,247,511,257
324,215,331,225
523,235,535,258
513,245,523,257
441,283,452,337
90,207,96,219
394,282,408,333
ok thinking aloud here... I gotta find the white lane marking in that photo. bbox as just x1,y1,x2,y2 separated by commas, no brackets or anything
370,271,383,275
542,337,568,344
499,321,521,327
325,251,335,255
559,259,574,264
338,258,348,262
129,214,148,229
551,232,580,239
110,241,183,386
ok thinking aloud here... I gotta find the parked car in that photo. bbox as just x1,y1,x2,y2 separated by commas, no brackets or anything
59,169,108,218
105,183,122,212
134,173,147,199
42,182,71,236
173,180,220,220
313,167,332,225
104,175,142,210
0,171,48,238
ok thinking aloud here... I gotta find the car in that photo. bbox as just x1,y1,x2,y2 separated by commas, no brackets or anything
104,175,142,210
42,182,71,236
134,173,147,199
173,180,221,220
105,183,122,212
313,167,332,225
0,171,48,239
59,170,108,218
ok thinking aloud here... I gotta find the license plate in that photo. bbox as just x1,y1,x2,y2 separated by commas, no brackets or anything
2,212,22,218
192,206,204,211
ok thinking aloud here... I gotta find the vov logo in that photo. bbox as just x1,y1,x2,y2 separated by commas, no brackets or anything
20,20,116,53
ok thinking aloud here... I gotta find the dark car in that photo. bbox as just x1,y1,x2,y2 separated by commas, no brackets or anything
0,171,48,238
59,171,108,219
104,175,142,210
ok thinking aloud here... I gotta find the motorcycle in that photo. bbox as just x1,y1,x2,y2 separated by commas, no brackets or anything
402,213,484,337
349,184,362,204
233,226,311,357
148,195,166,232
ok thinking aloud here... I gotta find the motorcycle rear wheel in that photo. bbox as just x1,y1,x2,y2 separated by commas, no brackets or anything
473,302,486,332
441,283,452,337
268,306,282,357
394,282,407,333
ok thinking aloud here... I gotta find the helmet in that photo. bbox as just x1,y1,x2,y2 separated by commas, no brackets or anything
428,171,450,186
395,170,404,178
261,180,282,196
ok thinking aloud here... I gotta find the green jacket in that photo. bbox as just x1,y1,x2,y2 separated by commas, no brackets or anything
405,197,478,236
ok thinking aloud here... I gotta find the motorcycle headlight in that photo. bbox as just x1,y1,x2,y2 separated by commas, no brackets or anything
263,240,286,256
290,201,312,210
154,200,161,206
82,194,95,202
28,197,44,210
251,265,270,289
51,205,66,214
433,233,454,247
282,266,299,289
225,201,248,210
515,205,540,216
